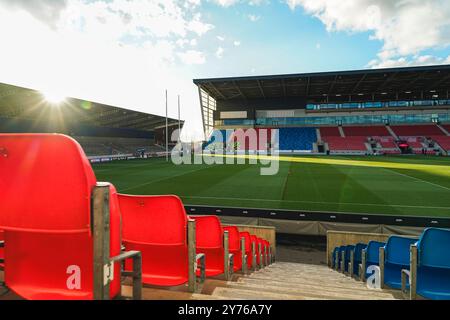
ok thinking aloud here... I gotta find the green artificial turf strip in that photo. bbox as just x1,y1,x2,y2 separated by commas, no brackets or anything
93,155,450,218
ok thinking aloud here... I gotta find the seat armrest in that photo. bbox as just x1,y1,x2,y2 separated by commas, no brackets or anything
401,269,410,299
196,253,206,284
111,250,142,300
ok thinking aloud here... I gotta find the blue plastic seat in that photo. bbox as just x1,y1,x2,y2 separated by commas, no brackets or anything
353,243,367,276
383,236,418,289
332,247,339,269
415,228,450,300
337,246,346,270
365,241,385,278
343,245,355,273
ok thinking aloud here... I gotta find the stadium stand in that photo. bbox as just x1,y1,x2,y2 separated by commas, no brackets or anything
380,236,418,290
190,215,234,279
279,127,317,151
391,125,445,137
319,127,342,137
403,228,450,300
343,126,390,136
223,226,244,272
431,136,450,152
75,136,162,156
0,134,141,300
118,194,205,289
324,136,368,153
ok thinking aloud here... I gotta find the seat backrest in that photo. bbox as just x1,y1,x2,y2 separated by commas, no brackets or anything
344,245,355,260
240,232,252,252
223,226,240,252
0,134,121,299
418,228,450,268
385,236,418,265
119,194,187,245
0,134,96,233
367,241,386,264
190,216,223,249
354,243,367,261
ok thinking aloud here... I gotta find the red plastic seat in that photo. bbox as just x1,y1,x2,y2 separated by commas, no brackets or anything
118,194,190,287
223,226,242,272
239,232,252,269
190,215,226,277
0,229,4,269
251,235,259,265
257,238,266,265
0,134,121,300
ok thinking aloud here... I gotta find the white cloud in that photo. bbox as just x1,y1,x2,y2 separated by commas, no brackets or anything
315,42,321,50
234,40,241,46
178,50,207,64
216,47,225,59
217,35,225,41
248,14,261,22
210,0,267,7
286,0,450,67
0,0,214,141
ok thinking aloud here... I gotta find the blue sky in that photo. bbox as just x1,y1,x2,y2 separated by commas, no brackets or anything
0,0,450,140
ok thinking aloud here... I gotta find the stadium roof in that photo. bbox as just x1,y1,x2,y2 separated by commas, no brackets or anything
194,64,450,103
0,82,180,131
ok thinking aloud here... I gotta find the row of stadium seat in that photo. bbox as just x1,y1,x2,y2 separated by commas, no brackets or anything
0,134,273,300
330,228,450,300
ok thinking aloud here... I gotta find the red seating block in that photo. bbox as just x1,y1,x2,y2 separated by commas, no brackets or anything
431,136,450,151
239,231,253,269
343,126,389,136
118,194,190,287
223,226,242,272
320,126,341,137
190,215,227,277
391,125,444,136
0,134,121,300
325,136,367,151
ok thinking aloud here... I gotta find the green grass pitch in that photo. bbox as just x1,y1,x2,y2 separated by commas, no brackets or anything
93,155,450,218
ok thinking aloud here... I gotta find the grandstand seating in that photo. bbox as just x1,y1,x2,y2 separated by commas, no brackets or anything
223,226,243,272
343,126,389,136
190,215,233,278
391,125,444,137
431,136,450,151
381,236,418,290
74,136,161,157
0,134,130,300
443,124,450,133
279,127,317,151
320,127,341,137
118,194,199,287
363,241,386,279
324,136,368,152
406,228,450,300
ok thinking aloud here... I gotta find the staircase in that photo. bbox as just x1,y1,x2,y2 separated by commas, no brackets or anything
386,125,399,140
437,124,450,136
123,262,400,300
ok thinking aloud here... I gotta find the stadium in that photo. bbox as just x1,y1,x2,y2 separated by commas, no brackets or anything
0,62,449,302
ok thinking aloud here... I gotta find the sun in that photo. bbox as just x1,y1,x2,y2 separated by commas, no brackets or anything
42,89,67,104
